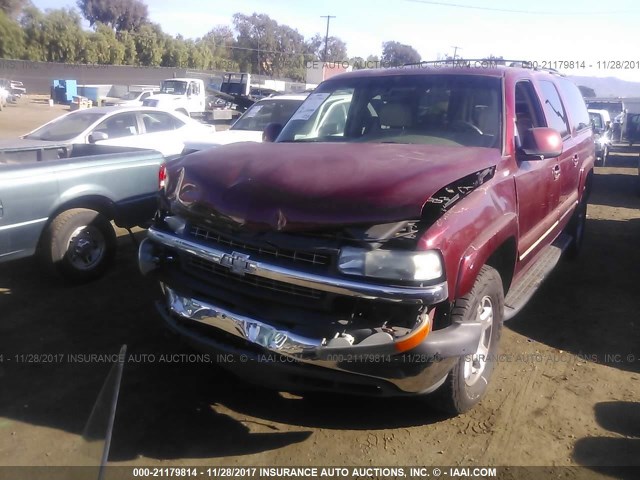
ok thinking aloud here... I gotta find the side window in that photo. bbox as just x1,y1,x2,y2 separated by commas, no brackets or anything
538,80,570,138
555,78,591,133
514,81,545,141
141,112,183,133
141,92,150,100
94,113,139,139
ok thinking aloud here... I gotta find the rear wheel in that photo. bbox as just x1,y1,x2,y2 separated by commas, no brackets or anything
432,265,504,414
40,208,116,282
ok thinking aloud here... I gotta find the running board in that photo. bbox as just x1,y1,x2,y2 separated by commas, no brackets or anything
504,234,572,321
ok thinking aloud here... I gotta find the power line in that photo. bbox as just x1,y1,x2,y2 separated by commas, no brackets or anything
405,0,637,15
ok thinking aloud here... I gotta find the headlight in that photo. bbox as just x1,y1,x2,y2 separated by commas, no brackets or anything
338,247,443,281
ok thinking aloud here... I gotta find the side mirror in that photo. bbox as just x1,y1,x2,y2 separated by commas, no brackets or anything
89,131,109,143
517,127,563,160
262,122,283,142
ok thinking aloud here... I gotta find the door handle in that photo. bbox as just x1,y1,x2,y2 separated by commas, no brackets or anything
552,164,561,180
572,154,579,167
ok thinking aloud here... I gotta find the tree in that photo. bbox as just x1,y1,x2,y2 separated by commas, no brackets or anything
117,30,137,64
162,34,189,67
0,10,24,58
22,7,87,63
0,0,26,18
350,56,365,69
306,33,348,61
232,13,308,80
77,0,148,31
381,41,421,66
83,22,125,64
201,26,236,70
133,22,164,66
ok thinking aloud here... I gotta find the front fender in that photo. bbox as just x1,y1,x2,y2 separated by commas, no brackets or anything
419,172,517,301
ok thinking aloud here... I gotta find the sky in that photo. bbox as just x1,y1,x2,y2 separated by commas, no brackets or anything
31,0,640,82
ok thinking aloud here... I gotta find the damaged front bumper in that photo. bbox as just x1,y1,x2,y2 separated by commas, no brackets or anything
141,227,485,396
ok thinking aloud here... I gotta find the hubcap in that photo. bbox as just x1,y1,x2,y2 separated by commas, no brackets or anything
67,225,106,271
463,295,494,386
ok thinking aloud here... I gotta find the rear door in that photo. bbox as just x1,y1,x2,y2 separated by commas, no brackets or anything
542,78,592,228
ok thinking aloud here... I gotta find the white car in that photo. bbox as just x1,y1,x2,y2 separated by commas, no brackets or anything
103,90,156,107
21,106,214,157
183,94,307,152
588,108,612,165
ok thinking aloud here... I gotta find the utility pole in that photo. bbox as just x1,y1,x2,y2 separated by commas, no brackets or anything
451,46,462,60
321,15,336,62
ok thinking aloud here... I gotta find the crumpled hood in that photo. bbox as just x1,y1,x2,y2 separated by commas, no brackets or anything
165,142,500,231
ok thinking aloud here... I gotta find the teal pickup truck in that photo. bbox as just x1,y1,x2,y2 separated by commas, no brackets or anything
0,142,165,282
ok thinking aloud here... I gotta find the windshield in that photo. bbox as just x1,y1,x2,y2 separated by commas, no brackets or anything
24,112,106,141
231,99,304,131
277,74,502,148
160,81,187,95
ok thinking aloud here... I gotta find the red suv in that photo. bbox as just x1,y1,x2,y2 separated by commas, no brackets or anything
139,62,594,414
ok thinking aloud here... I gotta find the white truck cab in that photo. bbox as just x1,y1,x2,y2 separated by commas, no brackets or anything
143,78,206,117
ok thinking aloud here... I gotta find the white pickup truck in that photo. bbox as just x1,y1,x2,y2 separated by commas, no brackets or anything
142,78,206,117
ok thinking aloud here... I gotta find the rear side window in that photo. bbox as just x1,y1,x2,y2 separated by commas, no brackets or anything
141,112,184,133
538,81,570,138
555,78,591,133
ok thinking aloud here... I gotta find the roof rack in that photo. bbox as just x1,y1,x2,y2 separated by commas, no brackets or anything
402,59,564,75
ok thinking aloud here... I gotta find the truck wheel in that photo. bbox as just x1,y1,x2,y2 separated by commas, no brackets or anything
41,208,116,282
432,265,504,414
565,197,587,260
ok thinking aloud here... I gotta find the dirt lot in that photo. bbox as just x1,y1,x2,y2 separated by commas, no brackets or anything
1,100,639,479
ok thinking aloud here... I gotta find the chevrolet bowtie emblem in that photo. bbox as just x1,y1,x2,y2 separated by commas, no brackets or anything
220,251,255,276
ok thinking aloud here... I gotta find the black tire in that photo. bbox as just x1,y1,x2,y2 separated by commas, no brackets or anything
565,197,587,260
40,208,116,282
431,265,504,415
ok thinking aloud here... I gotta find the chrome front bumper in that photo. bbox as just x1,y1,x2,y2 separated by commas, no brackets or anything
160,286,484,394
143,228,449,304
142,227,483,395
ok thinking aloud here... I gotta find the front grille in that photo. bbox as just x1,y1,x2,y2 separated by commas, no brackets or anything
189,224,331,267
186,255,324,300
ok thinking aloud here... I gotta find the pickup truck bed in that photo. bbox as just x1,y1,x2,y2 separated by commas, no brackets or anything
0,143,164,282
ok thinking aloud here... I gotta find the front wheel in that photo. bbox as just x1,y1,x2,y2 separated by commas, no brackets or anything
40,208,116,282
432,265,504,414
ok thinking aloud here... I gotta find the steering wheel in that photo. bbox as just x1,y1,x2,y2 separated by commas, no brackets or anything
451,120,483,135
